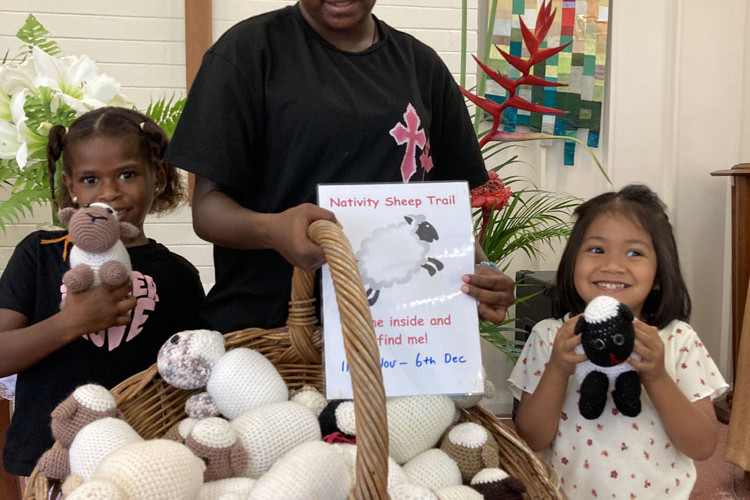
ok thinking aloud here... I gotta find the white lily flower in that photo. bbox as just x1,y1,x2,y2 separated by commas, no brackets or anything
0,90,10,122
0,58,37,97
15,141,28,169
0,119,23,161
10,90,46,169
32,46,122,111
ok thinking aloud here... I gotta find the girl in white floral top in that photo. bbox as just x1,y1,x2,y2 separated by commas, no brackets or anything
509,184,728,499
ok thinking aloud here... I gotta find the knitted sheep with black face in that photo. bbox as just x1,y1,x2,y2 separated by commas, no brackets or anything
318,399,357,444
574,295,641,419
37,383,121,480
58,202,139,294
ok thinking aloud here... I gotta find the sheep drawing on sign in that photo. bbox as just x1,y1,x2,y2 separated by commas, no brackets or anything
356,214,443,306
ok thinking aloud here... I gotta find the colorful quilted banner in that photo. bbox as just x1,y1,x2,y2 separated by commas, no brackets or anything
485,0,609,165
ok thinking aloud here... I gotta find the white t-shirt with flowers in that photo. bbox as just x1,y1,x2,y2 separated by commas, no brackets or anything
508,317,728,499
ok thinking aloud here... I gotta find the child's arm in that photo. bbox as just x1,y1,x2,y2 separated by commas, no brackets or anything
191,175,338,272
0,281,135,377
629,319,719,461
514,314,587,451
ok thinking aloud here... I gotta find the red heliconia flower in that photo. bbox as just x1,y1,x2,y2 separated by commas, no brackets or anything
470,170,511,211
470,171,512,243
461,0,570,148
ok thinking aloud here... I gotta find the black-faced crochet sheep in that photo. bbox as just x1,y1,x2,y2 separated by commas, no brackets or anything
356,214,444,306
574,295,641,419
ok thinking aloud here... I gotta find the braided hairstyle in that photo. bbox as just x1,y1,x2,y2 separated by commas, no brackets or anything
46,107,186,214
553,183,691,328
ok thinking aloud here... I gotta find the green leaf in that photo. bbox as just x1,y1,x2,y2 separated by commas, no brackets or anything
144,95,186,139
16,14,61,57
0,186,51,232
479,319,527,362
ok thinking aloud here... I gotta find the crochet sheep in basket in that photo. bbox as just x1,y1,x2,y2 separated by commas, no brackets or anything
36,383,122,481
157,329,289,419
574,295,641,419
157,330,322,479
53,329,528,499
59,202,139,294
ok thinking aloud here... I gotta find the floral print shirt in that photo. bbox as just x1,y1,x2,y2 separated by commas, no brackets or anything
509,318,728,499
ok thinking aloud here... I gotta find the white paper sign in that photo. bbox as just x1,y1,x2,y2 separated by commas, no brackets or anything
318,182,483,398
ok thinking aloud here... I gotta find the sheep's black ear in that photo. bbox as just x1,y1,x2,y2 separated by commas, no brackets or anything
618,303,634,322
404,215,413,224
574,316,586,336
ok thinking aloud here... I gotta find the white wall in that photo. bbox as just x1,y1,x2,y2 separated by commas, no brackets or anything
1,1,747,413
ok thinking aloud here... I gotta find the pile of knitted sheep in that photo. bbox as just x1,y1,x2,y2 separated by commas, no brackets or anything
37,329,525,500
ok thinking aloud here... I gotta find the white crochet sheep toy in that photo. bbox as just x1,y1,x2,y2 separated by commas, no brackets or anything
149,329,523,499
156,329,288,419
387,394,456,465
58,202,138,293
158,330,322,479
63,439,205,500
68,417,143,481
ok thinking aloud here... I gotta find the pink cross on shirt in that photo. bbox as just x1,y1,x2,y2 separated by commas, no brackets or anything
390,103,427,182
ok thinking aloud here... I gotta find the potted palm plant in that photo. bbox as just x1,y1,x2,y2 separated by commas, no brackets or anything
460,1,608,360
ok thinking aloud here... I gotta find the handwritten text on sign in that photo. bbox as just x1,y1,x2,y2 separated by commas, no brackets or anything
318,182,484,398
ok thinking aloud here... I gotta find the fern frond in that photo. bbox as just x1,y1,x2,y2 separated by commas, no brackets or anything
0,187,51,232
16,14,61,57
144,95,186,139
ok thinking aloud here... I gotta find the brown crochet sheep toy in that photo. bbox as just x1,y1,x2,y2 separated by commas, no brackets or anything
36,384,122,480
179,417,248,482
58,202,138,294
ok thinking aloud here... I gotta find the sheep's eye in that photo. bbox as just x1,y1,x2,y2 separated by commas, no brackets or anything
106,207,114,214
170,334,180,344
593,338,606,350
84,203,92,208
612,334,625,346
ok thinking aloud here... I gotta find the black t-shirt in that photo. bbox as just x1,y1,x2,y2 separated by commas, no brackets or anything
0,231,205,476
165,5,488,332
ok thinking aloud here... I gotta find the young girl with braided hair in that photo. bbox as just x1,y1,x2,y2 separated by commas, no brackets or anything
0,107,204,477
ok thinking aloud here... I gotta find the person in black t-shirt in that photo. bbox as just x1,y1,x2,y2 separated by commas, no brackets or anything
165,0,514,333
0,107,205,477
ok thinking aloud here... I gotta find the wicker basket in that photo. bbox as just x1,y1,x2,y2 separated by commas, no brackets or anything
24,220,563,500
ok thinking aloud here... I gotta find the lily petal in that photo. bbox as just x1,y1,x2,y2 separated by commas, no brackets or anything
15,141,28,168
9,91,28,127
0,119,22,160
32,46,65,93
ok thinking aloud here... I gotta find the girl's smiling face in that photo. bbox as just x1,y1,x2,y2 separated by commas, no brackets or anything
62,135,163,246
574,212,658,319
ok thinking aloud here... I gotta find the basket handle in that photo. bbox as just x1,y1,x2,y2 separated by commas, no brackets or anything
307,220,389,500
